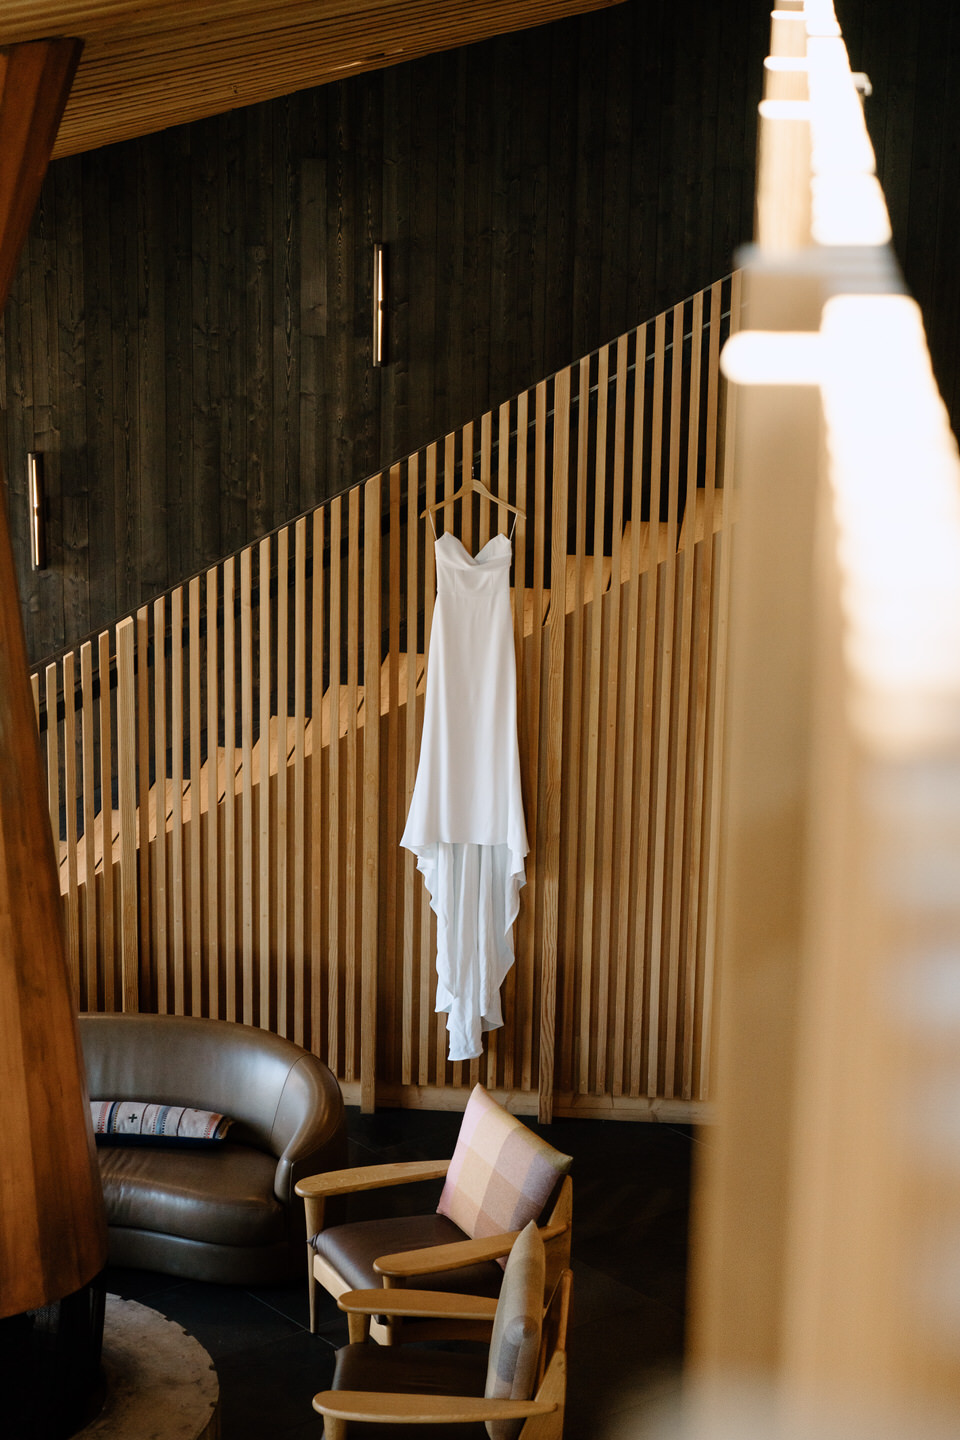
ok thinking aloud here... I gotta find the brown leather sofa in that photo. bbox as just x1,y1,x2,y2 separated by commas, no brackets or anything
79,1012,346,1285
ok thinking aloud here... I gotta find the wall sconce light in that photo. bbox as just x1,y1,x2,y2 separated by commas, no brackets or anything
373,243,386,366
27,452,45,571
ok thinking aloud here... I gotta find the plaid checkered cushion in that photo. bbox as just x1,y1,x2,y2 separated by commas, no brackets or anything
437,1085,572,1244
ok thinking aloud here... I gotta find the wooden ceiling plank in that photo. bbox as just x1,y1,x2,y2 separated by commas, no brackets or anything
0,0,620,47
0,0,386,46
73,20,498,73
49,0,623,156
52,0,616,64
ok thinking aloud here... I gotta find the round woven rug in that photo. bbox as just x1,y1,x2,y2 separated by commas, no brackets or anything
80,1296,219,1439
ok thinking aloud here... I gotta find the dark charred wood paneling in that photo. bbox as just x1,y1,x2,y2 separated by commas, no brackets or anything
835,0,960,440
2,0,765,663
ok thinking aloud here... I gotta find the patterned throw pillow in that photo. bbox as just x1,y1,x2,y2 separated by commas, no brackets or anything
437,1085,572,1246
90,1100,233,1147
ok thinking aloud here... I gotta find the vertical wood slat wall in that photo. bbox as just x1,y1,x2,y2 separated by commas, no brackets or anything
31,277,738,1121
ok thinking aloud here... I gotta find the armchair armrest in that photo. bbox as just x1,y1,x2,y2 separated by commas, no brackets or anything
296,1159,450,1237
337,1289,499,1322
374,1217,570,1279
312,1390,556,1425
295,1158,450,1201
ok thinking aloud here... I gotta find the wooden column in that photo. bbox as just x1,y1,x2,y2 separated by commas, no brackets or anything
0,42,81,303
538,369,570,1123
0,37,104,1321
360,475,382,1111
689,260,824,1373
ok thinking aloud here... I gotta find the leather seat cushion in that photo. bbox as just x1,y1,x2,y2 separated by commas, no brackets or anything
330,1343,488,1440
98,1143,284,1247
313,1213,504,1297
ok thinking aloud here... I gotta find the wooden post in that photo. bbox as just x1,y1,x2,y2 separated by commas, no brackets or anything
539,369,570,1123
0,36,107,1319
360,476,382,1111
117,617,139,1012
0,42,81,304
690,368,822,1371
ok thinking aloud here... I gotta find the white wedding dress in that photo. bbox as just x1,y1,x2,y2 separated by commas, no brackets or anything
400,528,528,1061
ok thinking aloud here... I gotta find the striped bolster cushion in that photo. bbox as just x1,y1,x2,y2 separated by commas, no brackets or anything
437,1085,571,1254
90,1100,233,1144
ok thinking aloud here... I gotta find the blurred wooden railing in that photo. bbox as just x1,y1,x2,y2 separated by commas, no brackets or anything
31,276,740,1121
688,0,960,1431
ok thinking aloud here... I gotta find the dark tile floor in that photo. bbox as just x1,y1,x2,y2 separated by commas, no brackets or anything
105,1108,698,1439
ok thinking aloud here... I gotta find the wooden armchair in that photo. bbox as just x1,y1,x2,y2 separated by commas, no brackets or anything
295,1085,573,1345
312,1220,572,1439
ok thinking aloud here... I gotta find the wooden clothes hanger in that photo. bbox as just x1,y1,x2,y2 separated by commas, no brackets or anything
420,470,525,521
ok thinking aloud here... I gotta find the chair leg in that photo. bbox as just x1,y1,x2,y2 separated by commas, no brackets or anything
315,1410,346,1440
520,1349,567,1438
307,1248,317,1335
347,1311,371,1344
382,1277,398,1345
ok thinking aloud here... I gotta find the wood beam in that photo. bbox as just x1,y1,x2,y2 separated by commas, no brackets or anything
0,38,80,305
0,36,105,1320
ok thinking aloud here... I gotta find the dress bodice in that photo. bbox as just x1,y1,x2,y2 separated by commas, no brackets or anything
434,531,512,598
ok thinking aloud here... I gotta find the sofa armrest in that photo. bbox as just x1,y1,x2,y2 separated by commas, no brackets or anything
270,1055,346,1203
